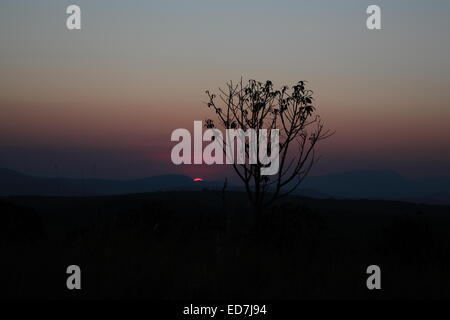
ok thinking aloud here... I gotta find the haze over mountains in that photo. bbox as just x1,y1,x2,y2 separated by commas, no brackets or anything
1,168,449,205
301,170,450,205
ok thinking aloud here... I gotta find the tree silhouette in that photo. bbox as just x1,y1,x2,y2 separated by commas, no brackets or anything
205,79,332,218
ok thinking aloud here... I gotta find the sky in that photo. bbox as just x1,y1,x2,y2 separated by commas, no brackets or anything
1,0,450,180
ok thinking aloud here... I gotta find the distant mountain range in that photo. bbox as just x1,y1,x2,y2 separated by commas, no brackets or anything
1,168,449,205
0,168,197,196
301,170,450,205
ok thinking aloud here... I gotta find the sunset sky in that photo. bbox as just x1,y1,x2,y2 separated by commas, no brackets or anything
1,0,450,180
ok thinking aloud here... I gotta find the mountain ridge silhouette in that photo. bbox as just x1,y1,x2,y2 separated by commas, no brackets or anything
1,168,449,204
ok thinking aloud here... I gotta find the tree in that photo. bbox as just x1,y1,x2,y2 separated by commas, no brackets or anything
205,79,332,218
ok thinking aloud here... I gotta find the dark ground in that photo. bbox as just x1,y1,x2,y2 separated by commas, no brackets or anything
2,190,450,299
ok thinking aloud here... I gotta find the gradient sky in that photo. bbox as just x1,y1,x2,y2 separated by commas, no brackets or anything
1,0,450,180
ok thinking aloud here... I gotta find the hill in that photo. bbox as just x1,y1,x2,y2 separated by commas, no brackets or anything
1,168,450,204
2,190,450,299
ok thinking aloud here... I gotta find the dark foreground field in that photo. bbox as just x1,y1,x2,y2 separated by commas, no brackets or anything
2,190,450,299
